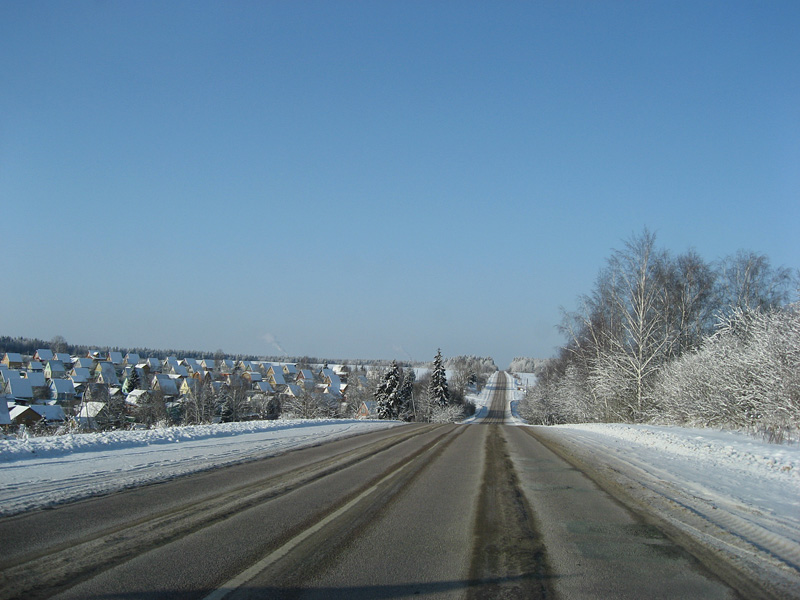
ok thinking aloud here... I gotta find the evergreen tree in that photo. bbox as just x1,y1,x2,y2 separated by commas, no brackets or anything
428,349,450,408
375,361,402,419
398,367,415,420
123,367,141,394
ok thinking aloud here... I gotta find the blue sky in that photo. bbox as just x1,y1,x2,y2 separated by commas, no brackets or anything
2,1,798,368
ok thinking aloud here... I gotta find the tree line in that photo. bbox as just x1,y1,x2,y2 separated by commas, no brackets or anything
520,228,799,442
365,350,496,422
0,335,425,371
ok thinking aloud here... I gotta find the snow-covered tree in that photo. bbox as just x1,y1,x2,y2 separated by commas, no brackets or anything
509,357,537,373
375,361,403,419
653,303,800,441
428,349,449,408
185,376,217,424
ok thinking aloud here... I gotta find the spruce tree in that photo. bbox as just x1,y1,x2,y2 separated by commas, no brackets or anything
428,349,449,408
123,367,140,394
398,367,415,420
375,361,402,419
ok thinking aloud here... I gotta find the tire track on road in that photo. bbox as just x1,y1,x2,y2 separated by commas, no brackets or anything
0,425,443,600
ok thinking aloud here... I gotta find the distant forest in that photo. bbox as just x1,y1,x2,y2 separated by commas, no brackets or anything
0,335,402,368
0,335,500,370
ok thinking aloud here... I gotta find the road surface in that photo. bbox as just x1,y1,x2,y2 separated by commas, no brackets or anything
0,373,747,599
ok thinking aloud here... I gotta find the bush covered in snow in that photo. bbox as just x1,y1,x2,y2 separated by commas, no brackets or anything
652,305,800,442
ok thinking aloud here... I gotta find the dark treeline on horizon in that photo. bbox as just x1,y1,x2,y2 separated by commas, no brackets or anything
0,335,424,368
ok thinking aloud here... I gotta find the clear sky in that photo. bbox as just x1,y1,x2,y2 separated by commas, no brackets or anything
2,1,798,368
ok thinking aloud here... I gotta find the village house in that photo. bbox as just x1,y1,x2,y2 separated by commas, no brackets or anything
356,400,378,419
69,367,92,384
44,360,67,380
55,353,72,366
72,357,95,370
94,362,120,386
76,401,110,430
9,404,67,428
124,353,141,366
4,376,33,402
265,365,287,387
33,349,54,362
49,378,76,402
151,373,180,397
2,353,24,369
255,381,275,395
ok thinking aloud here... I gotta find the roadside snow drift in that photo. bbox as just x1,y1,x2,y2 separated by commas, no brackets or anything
0,419,400,516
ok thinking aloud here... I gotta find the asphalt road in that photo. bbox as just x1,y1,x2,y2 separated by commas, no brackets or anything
0,373,745,599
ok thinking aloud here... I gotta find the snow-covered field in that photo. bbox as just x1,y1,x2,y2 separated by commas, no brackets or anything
0,419,401,517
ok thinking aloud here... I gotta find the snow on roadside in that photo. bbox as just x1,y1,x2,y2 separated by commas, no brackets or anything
460,377,496,423
0,418,401,517
529,422,800,597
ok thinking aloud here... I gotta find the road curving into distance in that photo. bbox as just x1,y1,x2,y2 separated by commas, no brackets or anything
0,373,751,600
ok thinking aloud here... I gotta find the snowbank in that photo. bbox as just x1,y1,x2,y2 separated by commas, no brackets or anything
0,418,401,516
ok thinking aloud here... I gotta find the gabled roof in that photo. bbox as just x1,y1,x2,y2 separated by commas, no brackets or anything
256,381,275,394
95,362,119,386
9,405,35,422
78,401,107,417
55,353,72,364
45,360,66,374
35,349,55,362
6,377,33,400
25,371,46,387
171,365,189,377
284,384,303,397
320,368,342,390
28,361,44,371
183,358,203,373
49,379,76,395
3,353,23,365
126,389,151,404
0,402,9,425
152,374,179,396
30,404,66,421
70,367,91,383
108,352,124,365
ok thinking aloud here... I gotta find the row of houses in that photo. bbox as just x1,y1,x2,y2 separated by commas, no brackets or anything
1,349,359,429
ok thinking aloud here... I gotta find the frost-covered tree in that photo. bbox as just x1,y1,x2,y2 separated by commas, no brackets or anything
653,303,800,441
428,349,449,408
716,250,797,314
135,389,167,427
375,361,402,419
220,375,250,422
509,357,537,373
185,376,217,424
